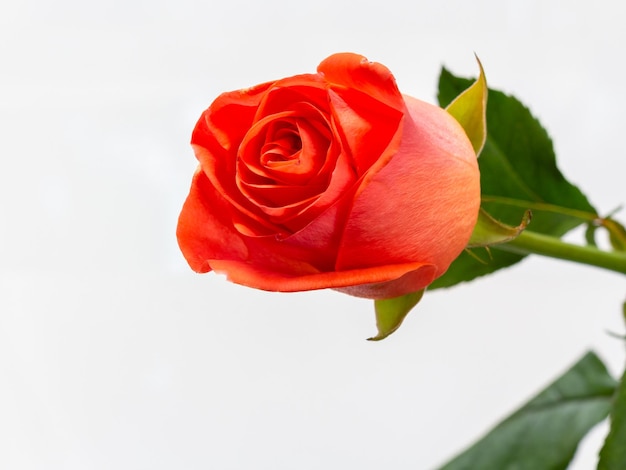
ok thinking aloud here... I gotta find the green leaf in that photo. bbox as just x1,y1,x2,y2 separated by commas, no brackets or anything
438,351,617,470
368,289,425,341
606,218,626,252
445,55,487,155
431,68,597,290
599,363,626,469
584,214,626,251
586,222,599,247
468,208,531,248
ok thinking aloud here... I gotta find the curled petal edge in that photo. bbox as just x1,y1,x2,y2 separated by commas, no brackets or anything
207,259,437,300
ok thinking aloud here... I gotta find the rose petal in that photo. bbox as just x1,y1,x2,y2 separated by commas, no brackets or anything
255,74,328,119
177,168,347,276
193,145,279,236
237,103,331,186
208,258,435,299
336,96,480,277
327,88,404,176
191,84,285,236
193,81,274,153
177,169,436,299
176,168,249,273
276,144,356,233
318,54,405,181
334,264,437,299
317,53,404,113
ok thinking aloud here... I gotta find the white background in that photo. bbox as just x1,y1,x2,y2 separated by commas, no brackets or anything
1,0,625,468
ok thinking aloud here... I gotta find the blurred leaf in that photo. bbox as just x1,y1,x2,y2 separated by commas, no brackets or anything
432,69,597,289
468,208,531,248
438,351,617,470
586,222,599,247
599,363,626,469
368,289,425,341
606,218,626,252
584,213,626,252
445,55,487,155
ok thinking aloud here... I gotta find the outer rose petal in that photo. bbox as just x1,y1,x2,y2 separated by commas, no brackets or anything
318,53,404,113
177,166,437,294
334,263,437,299
335,95,480,296
194,81,274,154
320,53,405,179
177,168,248,272
177,169,333,276
254,73,328,119
209,259,436,296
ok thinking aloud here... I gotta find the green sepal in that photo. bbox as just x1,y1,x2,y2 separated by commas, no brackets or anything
468,208,531,248
445,55,487,156
368,289,425,341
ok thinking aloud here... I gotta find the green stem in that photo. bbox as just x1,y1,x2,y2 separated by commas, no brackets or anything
493,230,626,276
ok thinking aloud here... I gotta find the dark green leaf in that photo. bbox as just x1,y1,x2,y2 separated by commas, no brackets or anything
438,351,617,470
432,69,597,289
599,363,626,469
368,289,425,341
586,222,599,247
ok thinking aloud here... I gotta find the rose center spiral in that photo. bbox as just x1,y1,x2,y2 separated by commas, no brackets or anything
260,125,303,168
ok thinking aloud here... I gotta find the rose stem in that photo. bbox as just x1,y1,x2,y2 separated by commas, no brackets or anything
493,229,626,276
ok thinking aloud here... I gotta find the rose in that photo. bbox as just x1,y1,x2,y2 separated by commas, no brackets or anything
177,53,480,299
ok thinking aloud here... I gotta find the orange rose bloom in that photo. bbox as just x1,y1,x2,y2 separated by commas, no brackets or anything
177,53,480,299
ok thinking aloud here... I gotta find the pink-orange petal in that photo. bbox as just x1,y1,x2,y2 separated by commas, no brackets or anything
336,96,480,276
208,258,436,299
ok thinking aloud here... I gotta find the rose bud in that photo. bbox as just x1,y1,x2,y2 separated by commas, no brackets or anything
177,52,480,299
